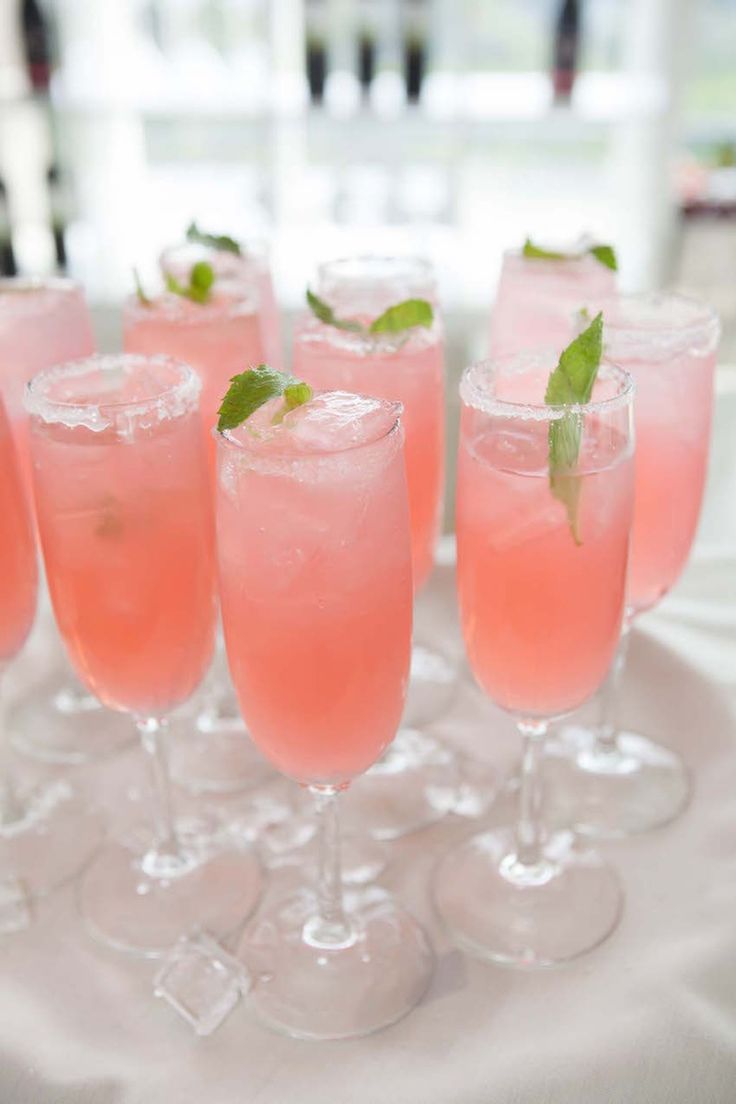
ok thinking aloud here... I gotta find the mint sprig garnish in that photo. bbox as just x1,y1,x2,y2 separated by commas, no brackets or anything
306,289,433,336
523,237,618,272
133,268,152,307
165,260,215,304
217,364,313,432
186,221,241,256
545,311,603,545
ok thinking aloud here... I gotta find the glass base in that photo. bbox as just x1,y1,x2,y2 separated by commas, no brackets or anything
344,728,456,840
8,672,134,765
545,725,691,838
168,718,274,796
240,887,434,1040
403,641,460,729
0,780,104,899
77,832,263,958
433,827,622,967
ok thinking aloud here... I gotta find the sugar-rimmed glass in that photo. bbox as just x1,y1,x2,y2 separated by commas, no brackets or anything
0,277,133,765
216,392,434,1038
433,351,634,965
548,292,720,836
26,354,262,956
293,255,460,839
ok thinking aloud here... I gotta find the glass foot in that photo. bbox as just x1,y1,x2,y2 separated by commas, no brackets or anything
433,827,622,967
343,728,456,840
240,887,434,1040
545,725,691,837
0,780,104,899
403,642,460,729
77,832,262,958
168,717,274,796
8,672,134,765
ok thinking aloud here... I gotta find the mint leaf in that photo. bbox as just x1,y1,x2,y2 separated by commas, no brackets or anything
369,298,433,334
186,220,241,256
589,243,618,271
217,364,312,432
523,237,618,272
545,312,603,544
133,268,151,307
165,260,215,305
306,289,364,333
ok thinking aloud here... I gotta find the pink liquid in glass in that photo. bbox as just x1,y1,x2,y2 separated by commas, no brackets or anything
217,391,413,786
0,397,37,662
490,251,617,357
600,294,720,615
0,278,95,493
123,289,267,472
457,360,633,718
28,356,216,718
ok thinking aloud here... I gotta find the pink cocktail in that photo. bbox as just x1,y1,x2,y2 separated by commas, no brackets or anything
123,288,267,472
0,398,37,662
216,387,432,1040
490,250,616,356
434,351,634,967
27,354,261,955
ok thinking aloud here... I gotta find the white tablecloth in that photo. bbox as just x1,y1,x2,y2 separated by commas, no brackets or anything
2,371,735,1104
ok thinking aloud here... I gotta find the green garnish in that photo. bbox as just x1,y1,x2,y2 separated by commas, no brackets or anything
133,268,151,307
306,289,433,336
165,260,215,304
545,311,604,545
186,221,241,256
217,364,313,432
523,237,618,272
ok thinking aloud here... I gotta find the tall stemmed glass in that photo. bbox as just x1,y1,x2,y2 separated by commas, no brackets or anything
0,277,132,764
0,393,102,906
549,293,720,835
123,270,275,796
216,386,434,1038
293,256,459,838
26,354,262,956
490,245,617,355
433,350,634,965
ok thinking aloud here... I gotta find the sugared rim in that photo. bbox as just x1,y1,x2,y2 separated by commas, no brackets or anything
0,275,83,299
460,349,634,422
591,292,721,358
25,353,200,426
123,284,259,323
215,397,403,459
502,247,608,270
318,254,434,287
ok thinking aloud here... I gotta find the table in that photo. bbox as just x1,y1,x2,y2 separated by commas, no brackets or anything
1,371,735,1104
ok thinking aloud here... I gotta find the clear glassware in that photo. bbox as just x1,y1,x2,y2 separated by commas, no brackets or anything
216,390,434,1039
0,277,132,764
547,293,721,836
26,354,262,957
123,270,278,794
0,393,103,909
433,351,634,966
293,256,460,839
489,246,617,356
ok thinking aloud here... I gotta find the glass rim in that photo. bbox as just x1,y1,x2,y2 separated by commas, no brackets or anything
317,253,434,287
123,285,259,323
591,291,721,354
460,350,634,422
25,353,201,420
214,400,403,459
502,247,605,269
0,275,83,297
159,236,269,265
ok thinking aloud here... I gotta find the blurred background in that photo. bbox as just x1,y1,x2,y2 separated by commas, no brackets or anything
1,0,734,364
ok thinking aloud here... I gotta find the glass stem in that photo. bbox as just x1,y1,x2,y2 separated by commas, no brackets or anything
595,617,632,753
303,785,354,949
0,665,23,828
137,716,184,877
515,719,548,868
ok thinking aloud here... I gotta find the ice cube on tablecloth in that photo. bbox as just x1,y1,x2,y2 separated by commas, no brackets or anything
0,876,31,935
154,931,251,1036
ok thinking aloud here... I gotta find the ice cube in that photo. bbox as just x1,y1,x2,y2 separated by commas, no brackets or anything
154,930,251,1037
0,877,32,935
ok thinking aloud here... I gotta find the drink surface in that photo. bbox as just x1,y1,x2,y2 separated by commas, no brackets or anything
28,357,216,717
293,317,444,591
123,290,267,471
490,252,616,356
0,399,37,662
217,391,413,786
457,395,632,719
